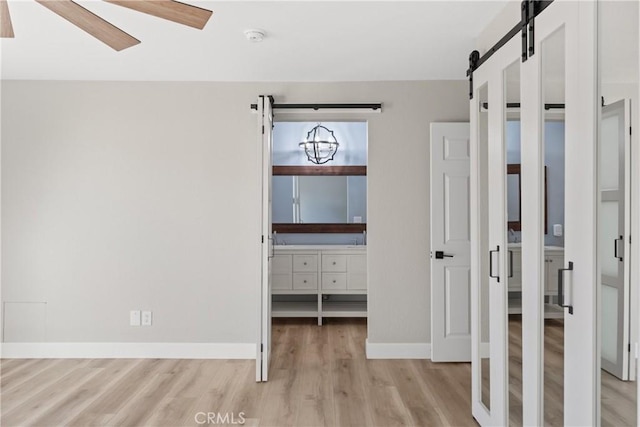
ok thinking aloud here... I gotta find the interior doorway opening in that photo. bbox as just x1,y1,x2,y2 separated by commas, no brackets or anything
265,118,370,381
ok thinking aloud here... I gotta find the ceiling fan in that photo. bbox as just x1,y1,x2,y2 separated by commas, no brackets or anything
0,0,213,51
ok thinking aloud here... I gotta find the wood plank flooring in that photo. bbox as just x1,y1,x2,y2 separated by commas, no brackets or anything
1,319,476,427
507,317,636,427
1,318,636,426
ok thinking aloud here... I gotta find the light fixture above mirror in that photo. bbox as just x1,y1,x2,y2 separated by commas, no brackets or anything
299,124,339,165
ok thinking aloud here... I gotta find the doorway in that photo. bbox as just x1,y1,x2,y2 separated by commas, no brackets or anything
257,105,374,382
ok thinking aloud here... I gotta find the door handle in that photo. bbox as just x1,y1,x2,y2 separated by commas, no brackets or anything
614,236,623,261
434,251,454,259
558,261,574,315
489,246,500,282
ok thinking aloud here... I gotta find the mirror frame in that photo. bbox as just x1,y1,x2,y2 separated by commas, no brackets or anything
507,164,548,233
272,166,367,233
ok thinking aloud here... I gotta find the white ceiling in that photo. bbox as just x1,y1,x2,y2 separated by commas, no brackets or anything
0,1,509,81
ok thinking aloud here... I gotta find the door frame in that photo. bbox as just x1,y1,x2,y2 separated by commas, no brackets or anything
257,95,274,382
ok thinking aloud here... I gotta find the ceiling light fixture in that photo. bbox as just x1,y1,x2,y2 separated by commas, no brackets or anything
244,29,265,42
299,124,339,165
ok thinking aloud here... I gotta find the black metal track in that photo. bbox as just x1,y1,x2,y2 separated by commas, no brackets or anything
251,103,382,111
467,0,554,99
482,102,565,110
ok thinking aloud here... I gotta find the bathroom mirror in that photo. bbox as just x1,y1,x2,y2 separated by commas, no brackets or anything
507,164,548,232
272,166,367,233
507,165,522,227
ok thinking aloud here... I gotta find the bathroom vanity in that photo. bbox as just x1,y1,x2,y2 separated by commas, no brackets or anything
271,245,367,325
507,243,565,318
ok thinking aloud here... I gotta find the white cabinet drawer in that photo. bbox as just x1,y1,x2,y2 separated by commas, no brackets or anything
508,249,522,289
322,255,347,272
293,255,318,272
293,273,317,290
322,273,347,290
347,273,367,290
546,254,564,293
272,274,292,290
347,254,366,273
272,255,292,274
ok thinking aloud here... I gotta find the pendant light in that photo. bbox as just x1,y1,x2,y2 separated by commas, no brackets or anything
299,124,339,165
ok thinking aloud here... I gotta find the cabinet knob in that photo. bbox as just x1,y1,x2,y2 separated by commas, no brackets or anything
332,262,336,265
303,262,307,265
303,280,307,283
333,280,336,283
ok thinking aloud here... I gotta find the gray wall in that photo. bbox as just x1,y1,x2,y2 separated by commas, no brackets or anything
2,80,469,346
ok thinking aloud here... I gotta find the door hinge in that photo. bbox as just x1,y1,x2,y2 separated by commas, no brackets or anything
262,125,265,135
261,344,264,353
629,343,632,352
630,126,633,136
262,235,264,243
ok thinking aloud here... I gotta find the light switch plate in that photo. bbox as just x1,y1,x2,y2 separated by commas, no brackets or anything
130,310,141,326
141,311,152,326
553,224,563,237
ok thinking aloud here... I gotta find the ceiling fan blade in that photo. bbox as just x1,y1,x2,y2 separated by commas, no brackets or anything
1,0,14,38
36,0,140,51
105,0,212,30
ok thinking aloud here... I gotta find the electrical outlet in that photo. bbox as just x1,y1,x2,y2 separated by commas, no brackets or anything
141,311,152,326
130,310,141,326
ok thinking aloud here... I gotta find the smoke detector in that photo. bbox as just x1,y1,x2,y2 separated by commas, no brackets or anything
244,29,266,42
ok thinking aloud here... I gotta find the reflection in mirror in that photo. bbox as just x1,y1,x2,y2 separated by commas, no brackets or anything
272,175,366,224
272,121,367,239
507,173,520,223
598,1,638,425
298,176,348,223
542,26,566,427
478,83,491,412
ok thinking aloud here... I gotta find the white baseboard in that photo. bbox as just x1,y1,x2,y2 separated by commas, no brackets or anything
365,339,431,359
0,342,256,359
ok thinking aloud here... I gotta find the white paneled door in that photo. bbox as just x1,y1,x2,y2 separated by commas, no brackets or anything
430,122,472,362
258,95,274,382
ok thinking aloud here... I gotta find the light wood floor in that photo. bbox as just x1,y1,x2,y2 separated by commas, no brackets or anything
1,318,636,426
507,317,637,427
0,319,476,427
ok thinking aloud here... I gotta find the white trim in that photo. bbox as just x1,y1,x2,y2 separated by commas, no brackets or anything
0,342,256,359
365,339,431,359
